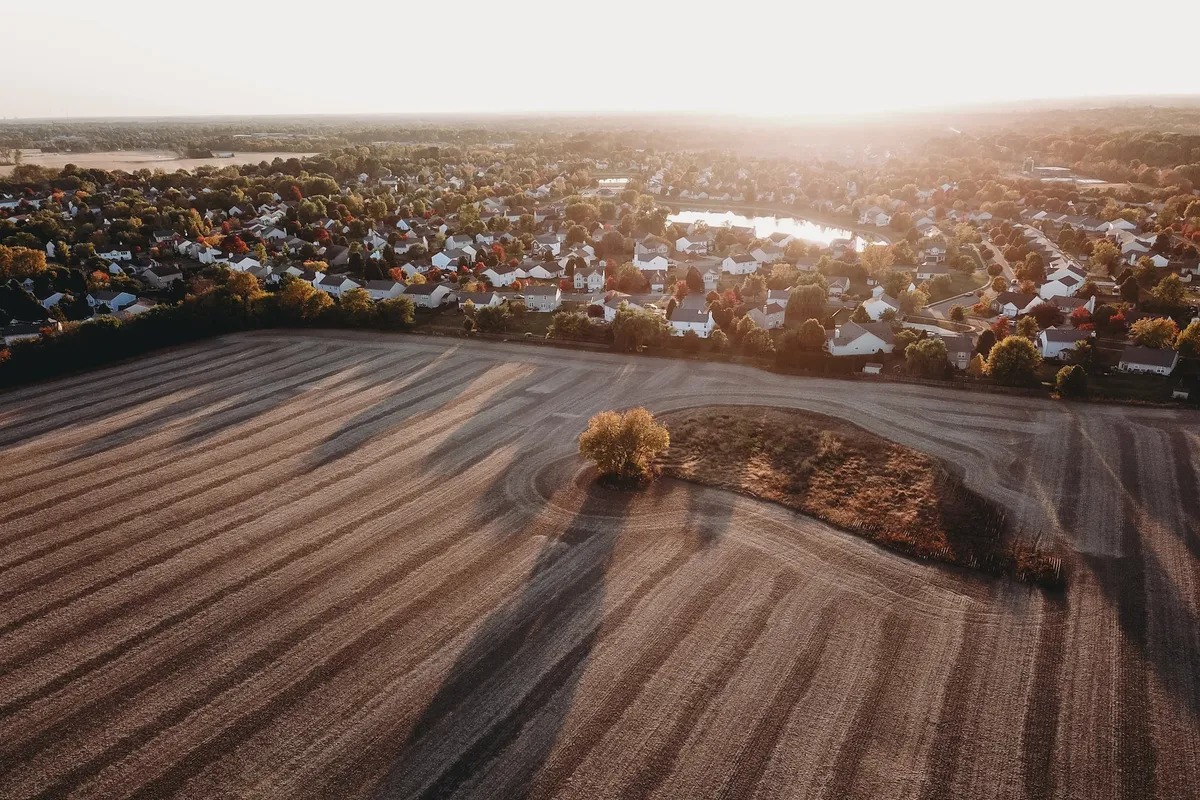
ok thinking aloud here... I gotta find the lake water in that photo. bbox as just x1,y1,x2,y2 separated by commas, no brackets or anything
668,210,865,249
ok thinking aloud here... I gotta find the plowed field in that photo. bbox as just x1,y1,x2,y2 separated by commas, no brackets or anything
1,331,1196,799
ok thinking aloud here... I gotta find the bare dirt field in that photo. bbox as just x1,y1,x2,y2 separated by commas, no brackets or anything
0,331,1196,799
0,150,317,176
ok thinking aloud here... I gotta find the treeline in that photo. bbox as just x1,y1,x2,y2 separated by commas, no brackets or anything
0,275,414,388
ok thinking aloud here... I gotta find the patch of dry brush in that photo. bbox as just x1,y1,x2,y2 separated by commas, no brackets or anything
658,406,1064,589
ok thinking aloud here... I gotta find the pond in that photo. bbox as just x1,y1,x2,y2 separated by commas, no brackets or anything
667,210,868,249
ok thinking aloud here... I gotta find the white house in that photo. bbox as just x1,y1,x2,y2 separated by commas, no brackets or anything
524,262,562,281
644,270,667,294
702,266,722,291
87,290,137,313
533,234,563,257
993,291,1042,318
402,283,452,308
634,253,670,271
668,303,715,338
99,249,133,262
457,291,502,308
675,235,711,255
482,265,518,287
1039,272,1084,300
574,267,606,291
862,285,900,320
143,264,183,289
523,285,562,312
635,236,671,257
35,289,64,309
365,280,404,301
747,302,786,330
316,274,361,297
722,254,758,275
826,321,895,356
1038,327,1094,360
915,263,952,282
432,248,472,269
826,277,850,298
1118,345,1179,376
750,245,786,264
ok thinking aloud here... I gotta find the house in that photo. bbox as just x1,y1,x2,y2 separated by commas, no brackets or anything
315,274,361,297
482,265,518,287
668,300,715,338
862,285,900,321
826,321,895,356
365,280,404,301
98,249,133,262
750,244,786,264
635,235,671,257
1039,273,1083,300
1050,294,1096,316
432,248,472,269
597,295,645,323
702,266,722,291
87,290,137,313
224,254,262,273
523,285,562,312
919,244,948,263
402,283,452,308
644,270,667,293
992,291,1042,318
151,230,176,245
524,262,562,281
747,301,786,330
574,267,606,292
936,332,975,370
675,235,712,255
35,289,64,309
826,277,850,298
143,264,182,289
722,253,758,275
915,263,952,281
634,253,670,271
1038,327,1094,360
445,234,476,252
1118,346,1179,376
457,291,503,308
766,231,796,249
116,297,158,319
4,320,58,345
533,234,563,257
767,288,791,307
859,207,891,227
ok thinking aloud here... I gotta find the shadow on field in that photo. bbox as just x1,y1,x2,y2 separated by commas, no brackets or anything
373,484,633,800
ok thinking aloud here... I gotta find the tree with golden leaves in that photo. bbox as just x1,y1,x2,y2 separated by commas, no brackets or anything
578,407,670,483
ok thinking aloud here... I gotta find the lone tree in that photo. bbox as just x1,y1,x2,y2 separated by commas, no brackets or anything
578,408,670,483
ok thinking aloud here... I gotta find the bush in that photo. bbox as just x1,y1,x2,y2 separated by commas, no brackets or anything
578,407,670,483
1055,365,1088,398
906,337,948,378
375,296,415,328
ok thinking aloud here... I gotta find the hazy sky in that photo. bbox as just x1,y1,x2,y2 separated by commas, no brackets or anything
5,0,1198,119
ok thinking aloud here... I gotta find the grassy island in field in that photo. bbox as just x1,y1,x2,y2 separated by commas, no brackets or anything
657,405,1064,588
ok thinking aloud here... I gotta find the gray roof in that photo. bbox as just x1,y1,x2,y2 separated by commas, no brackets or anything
1120,346,1179,368
829,321,894,347
523,285,560,296
1041,327,1093,343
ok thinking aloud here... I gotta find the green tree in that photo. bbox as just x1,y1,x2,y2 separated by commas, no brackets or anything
906,337,947,378
475,304,512,332
742,327,776,358
1090,239,1121,274
1016,316,1040,339
1151,273,1186,307
578,407,670,482
1176,320,1200,357
339,287,373,325
986,335,1042,385
786,283,826,324
375,296,415,328
1130,317,1179,349
948,304,966,322
850,304,871,324
797,318,826,351
1055,365,1088,398
611,303,669,352
1120,275,1140,304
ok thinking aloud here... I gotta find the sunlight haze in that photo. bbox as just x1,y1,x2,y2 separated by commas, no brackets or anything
5,0,1198,119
